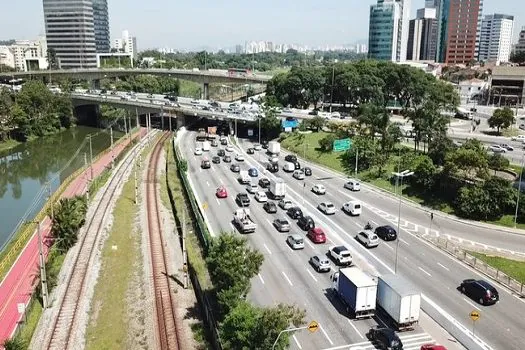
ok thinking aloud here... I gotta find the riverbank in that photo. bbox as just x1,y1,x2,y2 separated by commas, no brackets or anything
0,139,21,153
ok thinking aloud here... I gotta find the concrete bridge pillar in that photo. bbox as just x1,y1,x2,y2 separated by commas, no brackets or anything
90,79,101,90
203,82,210,100
176,114,186,129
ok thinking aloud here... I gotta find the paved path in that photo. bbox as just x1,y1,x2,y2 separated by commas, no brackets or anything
0,129,145,345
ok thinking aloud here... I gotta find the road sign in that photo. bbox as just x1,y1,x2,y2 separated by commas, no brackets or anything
308,320,319,333
333,138,351,152
470,310,480,321
202,202,208,211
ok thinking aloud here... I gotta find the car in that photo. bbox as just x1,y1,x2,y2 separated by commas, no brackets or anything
147,93,154,99
287,207,303,219
247,148,255,154
246,183,259,194
304,167,312,176
329,245,352,265
216,186,228,198
273,218,291,232
263,201,278,213
375,225,397,241
255,191,268,202
294,161,301,170
297,215,315,231
201,159,211,169
310,255,331,272
344,179,361,191
217,149,226,157
236,193,251,206
342,201,362,216
211,139,219,147
212,156,221,164
235,154,245,161
261,140,269,149
489,144,506,153
366,328,403,350
331,112,341,118
420,345,447,350
230,164,240,172
287,234,305,250
460,279,499,305
278,199,293,210
312,184,326,195
220,138,228,145
194,147,203,155
355,230,379,248
258,178,271,188
318,202,336,215
266,162,279,173
293,170,305,180
499,143,514,151
226,145,234,152
283,107,293,113
307,227,326,243
248,168,258,177
285,154,297,163
254,144,262,151
268,155,279,163
511,135,525,141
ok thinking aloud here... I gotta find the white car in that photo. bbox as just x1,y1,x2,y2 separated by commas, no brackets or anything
235,154,245,162
287,234,305,250
268,156,279,163
254,191,268,202
246,183,258,194
253,144,262,151
344,179,361,191
328,245,352,265
226,146,234,152
510,135,525,142
342,201,362,216
194,147,203,155
489,145,506,153
355,230,379,248
293,170,305,180
331,112,341,118
312,184,326,195
278,199,293,210
318,202,336,215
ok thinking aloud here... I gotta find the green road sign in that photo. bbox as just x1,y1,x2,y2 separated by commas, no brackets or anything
333,138,351,152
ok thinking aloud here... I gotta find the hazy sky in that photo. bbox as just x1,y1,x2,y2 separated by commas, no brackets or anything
1,0,523,50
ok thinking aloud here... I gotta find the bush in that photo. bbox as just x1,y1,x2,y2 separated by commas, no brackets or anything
318,134,336,152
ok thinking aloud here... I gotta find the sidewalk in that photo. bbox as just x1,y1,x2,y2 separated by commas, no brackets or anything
0,129,145,345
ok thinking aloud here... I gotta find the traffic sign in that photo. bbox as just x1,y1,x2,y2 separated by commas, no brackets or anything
333,138,351,152
470,310,480,321
308,320,319,333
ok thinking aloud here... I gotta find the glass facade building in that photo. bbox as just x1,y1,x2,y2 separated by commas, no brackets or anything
93,0,110,53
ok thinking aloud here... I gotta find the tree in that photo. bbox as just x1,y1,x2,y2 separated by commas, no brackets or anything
428,135,456,166
342,135,379,172
220,301,260,349
510,51,525,64
487,153,510,173
488,107,515,134
455,185,491,220
309,116,326,132
444,140,489,180
3,337,26,350
252,304,306,350
47,48,58,69
51,196,88,251
483,177,515,218
411,155,438,192
319,134,336,152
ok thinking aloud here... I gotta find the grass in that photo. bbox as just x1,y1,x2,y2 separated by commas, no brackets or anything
469,251,525,284
11,300,43,347
179,80,201,99
488,215,525,230
88,169,112,200
0,139,21,152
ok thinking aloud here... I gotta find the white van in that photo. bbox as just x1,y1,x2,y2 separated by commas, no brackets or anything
343,200,362,216
344,179,361,191
283,162,295,172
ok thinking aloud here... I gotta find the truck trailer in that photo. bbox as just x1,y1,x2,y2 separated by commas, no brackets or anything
331,267,377,319
268,141,280,155
376,274,421,331
269,178,286,200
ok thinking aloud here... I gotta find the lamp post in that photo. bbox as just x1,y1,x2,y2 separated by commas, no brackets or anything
393,169,414,274
272,325,309,350
34,220,49,308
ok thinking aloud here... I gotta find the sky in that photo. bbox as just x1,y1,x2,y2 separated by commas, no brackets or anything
1,0,523,51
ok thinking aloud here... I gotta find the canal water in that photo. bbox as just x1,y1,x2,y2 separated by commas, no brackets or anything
0,126,125,251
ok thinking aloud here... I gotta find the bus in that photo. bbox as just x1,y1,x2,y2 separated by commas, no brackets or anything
228,68,251,77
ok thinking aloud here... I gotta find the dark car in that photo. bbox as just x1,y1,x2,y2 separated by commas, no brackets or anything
212,156,221,164
304,167,312,176
248,168,258,177
230,164,240,172
217,149,226,157
236,193,251,207
220,138,228,145
201,160,211,169
375,225,397,241
287,206,303,220
297,215,315,231
460,279,499,305
263,201,278,213
367,328,403,350
223,155,232,163
267,163,279,173
285,155,297,163
247,148,255,154
261,140,269,149
294,161,301,170
258,178,271,188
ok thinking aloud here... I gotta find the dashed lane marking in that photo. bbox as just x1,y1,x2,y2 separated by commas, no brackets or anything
437,262,450,271
418,266,432,277
263,243,272,255
306,269,318,283
318,323,334,346
282,271,293,286
292,335,302,349
347,319,364,339
258,273,265,285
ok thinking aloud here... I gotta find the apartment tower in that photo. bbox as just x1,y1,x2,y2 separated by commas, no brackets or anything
478,14,514,63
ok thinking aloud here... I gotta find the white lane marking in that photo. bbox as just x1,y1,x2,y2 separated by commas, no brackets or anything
353,221,361,228
399,238,410,245
292,335,302,349
229,222,235,231
266,218,273,227
206,180,210,186
306,269,318,282
215,197,221,205
437,262,450,271
382,243,394,251
318,323,334,345
463,297,480,309
258,273,265,285
263,243,272,255
347,319,364,339
282,271,293,286
371,220,378,226
418,266,432,277
199,167,202,173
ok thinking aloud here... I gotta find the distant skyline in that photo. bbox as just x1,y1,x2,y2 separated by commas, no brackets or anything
1,0,523,51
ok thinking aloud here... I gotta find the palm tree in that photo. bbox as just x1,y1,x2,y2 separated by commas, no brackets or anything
357,103,390,151
51,196,87,252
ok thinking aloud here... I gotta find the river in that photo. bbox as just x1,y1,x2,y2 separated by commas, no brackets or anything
0,126,125,251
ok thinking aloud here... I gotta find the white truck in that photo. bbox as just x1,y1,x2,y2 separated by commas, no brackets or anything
376,274,421,331
233,208,256,233
202,141,211,152
331,267,377,319
195,141,204,150
238,170,250,184
269,178,286,200
268,141,280,155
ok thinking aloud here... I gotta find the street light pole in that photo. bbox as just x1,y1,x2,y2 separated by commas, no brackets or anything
393,170,414,274
272,326,309,350
36,221,49,308
258,117,261,145
88,134,94,180
354,148,359,178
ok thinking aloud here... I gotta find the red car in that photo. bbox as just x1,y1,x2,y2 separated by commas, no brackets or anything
216,186,228,198
307,227,326,243
421,345,447,350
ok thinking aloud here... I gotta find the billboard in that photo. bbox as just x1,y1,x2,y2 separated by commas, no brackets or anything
281,117,299,129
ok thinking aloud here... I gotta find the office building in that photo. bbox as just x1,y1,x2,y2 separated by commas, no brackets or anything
490,66,525,106
0,37,48,71
478,14,514,63
112,30,137,60
92,0,110,53
43,0,97,68
368,0,411,62
514,27,525,53
407,8,438,61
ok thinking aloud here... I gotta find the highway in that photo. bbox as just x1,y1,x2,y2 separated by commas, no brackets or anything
178,130,444,350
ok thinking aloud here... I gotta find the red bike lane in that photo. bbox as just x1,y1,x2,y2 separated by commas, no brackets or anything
0,129,146,345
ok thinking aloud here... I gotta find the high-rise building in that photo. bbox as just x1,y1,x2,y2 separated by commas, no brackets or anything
514,27,525,54
478,14,514,63
407,8,438,61
92,0,110,53
111,30,138,60
368,0,411,62
43,0,97,68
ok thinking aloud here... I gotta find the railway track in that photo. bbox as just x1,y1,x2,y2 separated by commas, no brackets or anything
44,132,152,350
146,132,182,350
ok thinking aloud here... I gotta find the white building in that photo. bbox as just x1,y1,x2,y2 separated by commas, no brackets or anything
479,14,514,64
0,37,48,71
111,30,138,60
455,78,489,103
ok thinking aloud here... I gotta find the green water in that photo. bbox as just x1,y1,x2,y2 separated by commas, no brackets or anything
0,126,125,250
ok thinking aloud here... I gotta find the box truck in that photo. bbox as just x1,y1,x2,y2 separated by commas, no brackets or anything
331,267,377,319
269,178,286,200
268,141,280,155
376,274,421,331
202,141,211,152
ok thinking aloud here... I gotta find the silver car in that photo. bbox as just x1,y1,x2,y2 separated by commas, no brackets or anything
310,255,331,272
273,218,291,232
279,199,293,210
318,202,336,215
287,234,305,250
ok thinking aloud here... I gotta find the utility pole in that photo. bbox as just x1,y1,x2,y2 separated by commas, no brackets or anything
47,183,54,221
134,161,138,204
168,110,172,131
84,152,90,201
37,221,49,308
110,127,115,169
182,209,189,289
88,134,94,180
329,65,335,114
354,148,359,178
